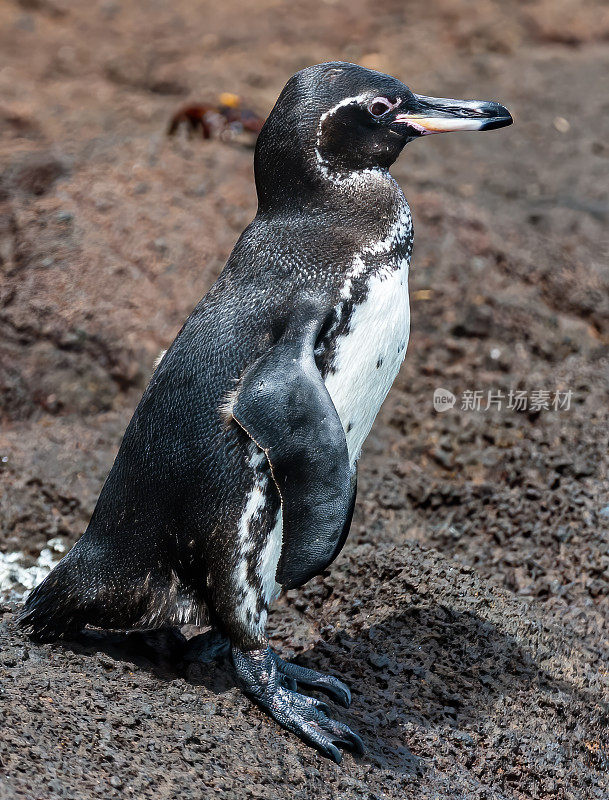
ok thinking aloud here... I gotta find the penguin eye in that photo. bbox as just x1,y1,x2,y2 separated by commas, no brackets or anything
368,97,394,118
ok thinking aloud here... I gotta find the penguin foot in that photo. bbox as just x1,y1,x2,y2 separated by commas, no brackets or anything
271,651,352,708
232,646,364,763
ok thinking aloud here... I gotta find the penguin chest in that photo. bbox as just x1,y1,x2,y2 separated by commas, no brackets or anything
324,260,410,466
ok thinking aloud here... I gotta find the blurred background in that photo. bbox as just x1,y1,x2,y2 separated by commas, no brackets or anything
0,0,608,795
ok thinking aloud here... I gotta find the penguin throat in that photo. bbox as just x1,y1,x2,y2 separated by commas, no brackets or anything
316,160,389,190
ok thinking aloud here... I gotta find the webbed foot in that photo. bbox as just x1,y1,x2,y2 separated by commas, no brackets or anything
232,646,363,763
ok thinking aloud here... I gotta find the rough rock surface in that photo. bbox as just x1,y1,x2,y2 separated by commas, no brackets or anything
1,0,608,797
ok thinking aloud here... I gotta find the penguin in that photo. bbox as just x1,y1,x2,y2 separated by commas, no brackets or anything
19,62,512,762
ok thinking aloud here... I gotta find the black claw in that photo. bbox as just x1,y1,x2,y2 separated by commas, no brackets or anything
342,731,365,754
322,678,351,708
321,715,365,754
327,743,342,764
300,721,343,764
272,653,353,708
232,645,364,762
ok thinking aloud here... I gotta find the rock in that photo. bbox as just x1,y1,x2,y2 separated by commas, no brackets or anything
2,152,70,197
367,653,390,669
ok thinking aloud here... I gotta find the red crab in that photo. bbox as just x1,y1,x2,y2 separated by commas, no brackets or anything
167,93,265,145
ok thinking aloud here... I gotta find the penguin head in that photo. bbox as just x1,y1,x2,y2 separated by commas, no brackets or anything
255,62,512,208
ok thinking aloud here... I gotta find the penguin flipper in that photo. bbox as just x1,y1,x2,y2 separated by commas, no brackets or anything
232,306,352,590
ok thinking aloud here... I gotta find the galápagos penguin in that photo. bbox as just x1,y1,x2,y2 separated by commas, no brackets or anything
20,62,512,762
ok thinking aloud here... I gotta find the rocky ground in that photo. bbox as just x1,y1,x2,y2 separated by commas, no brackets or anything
1,0,608,798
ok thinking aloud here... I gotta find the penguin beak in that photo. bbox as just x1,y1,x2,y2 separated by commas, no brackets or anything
392,94,513,135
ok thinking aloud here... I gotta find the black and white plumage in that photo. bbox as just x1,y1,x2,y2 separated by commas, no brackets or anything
20,62,512,762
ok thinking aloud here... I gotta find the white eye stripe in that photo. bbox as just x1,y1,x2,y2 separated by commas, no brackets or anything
368,96,400,117
314,92,400,185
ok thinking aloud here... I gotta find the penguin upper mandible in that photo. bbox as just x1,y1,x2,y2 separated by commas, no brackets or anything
20,62,512,762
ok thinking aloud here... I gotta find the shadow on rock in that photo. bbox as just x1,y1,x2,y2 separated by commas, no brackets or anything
286,602,605,774
60,626,234,695
52,597,606,777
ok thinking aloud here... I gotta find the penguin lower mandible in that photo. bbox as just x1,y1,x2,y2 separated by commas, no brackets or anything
20,62,512,763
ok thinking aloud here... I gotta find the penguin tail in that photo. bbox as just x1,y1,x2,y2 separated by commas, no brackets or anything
19,538,209,640
18,550,86,642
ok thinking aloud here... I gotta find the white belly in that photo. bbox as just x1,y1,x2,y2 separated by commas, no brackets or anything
324,260,410,466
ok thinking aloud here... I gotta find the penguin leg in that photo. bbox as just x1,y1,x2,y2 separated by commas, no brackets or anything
232,645,364,763
183,628,231,664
